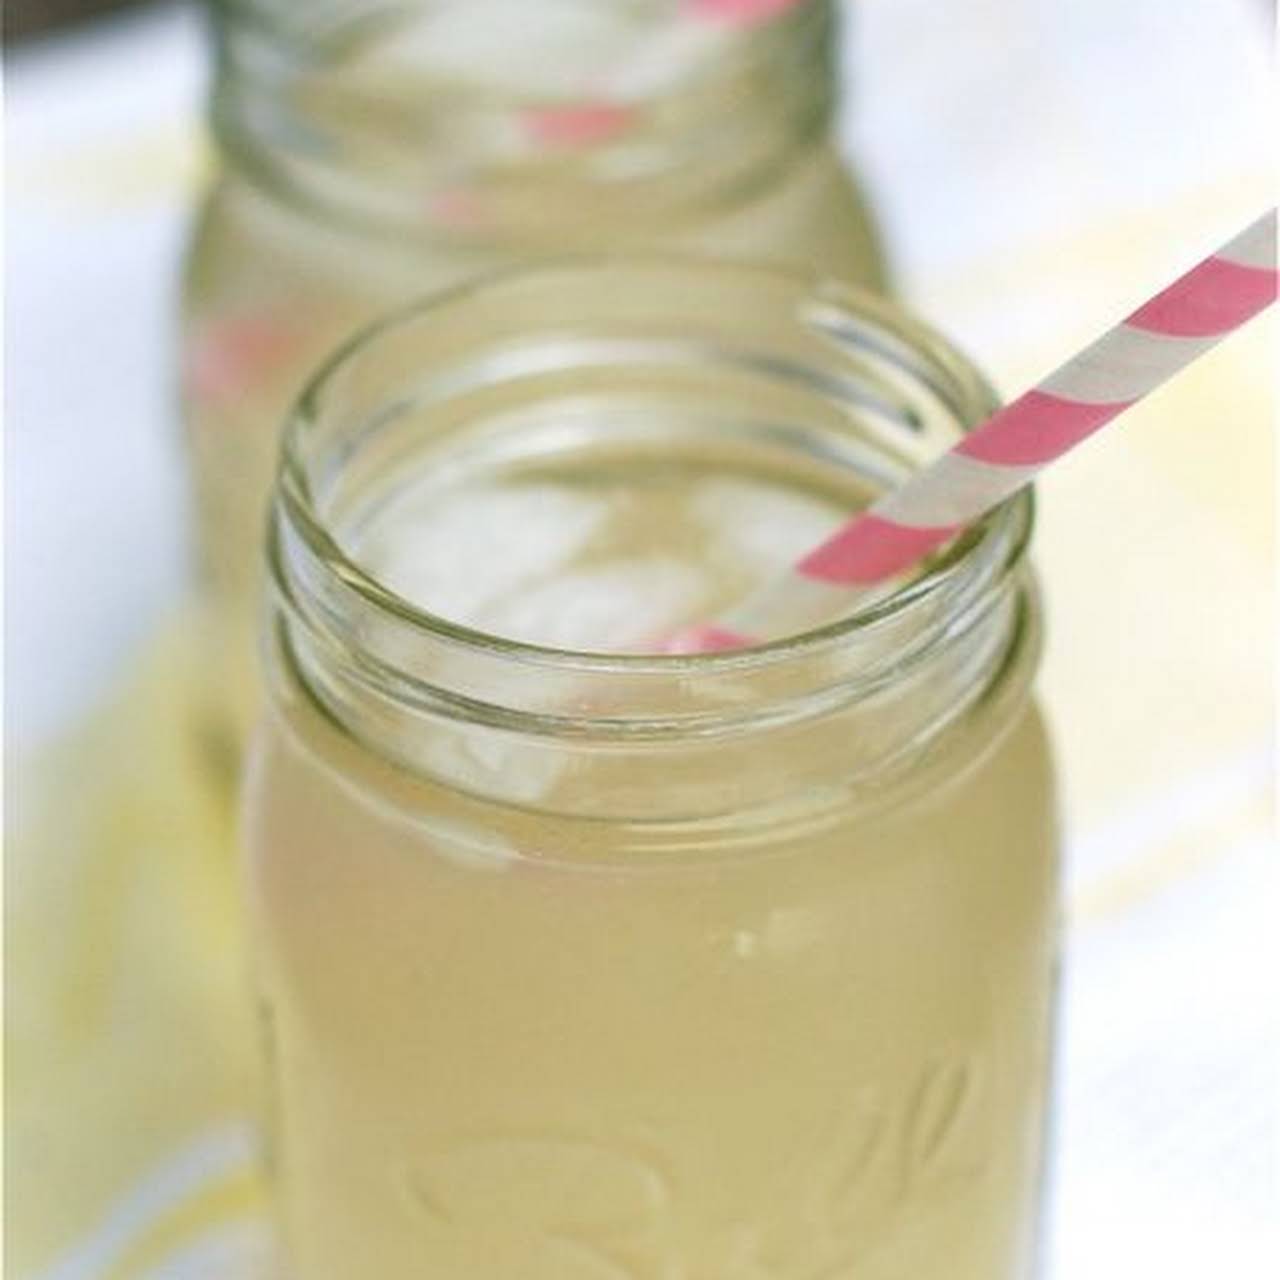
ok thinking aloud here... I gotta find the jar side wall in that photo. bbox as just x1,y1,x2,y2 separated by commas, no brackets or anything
244,670,1059,1277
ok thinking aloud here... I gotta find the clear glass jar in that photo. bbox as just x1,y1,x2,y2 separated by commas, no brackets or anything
245,259,1059,1279
184,0,888,747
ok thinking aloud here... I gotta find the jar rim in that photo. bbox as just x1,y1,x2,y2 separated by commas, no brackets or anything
210,0,837,240
272,253,1034,690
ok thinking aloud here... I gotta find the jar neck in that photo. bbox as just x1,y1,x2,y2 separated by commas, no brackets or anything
210,0,838,244
268,258,1038,823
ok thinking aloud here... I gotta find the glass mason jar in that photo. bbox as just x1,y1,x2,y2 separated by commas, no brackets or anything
245,259,1058,1279
185,0,888,748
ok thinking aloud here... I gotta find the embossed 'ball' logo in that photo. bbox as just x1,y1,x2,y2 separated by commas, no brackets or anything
403,1136,671,1278
397,1052,987,1277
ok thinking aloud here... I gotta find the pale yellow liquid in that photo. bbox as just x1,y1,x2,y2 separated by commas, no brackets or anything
245,461,1058,1278
184,142,887,744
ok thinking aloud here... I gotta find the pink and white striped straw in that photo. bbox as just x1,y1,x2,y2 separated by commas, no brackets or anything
673,210,1278,652
521,0,806,147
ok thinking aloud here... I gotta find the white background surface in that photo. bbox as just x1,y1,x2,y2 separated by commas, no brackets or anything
6,2,1277,1275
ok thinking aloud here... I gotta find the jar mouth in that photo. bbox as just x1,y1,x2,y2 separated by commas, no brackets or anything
213,0,836,238
277,476,1030,677
271,255,1034,733
216,1,832,82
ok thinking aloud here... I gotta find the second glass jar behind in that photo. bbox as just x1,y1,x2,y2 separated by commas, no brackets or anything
183,0,889,749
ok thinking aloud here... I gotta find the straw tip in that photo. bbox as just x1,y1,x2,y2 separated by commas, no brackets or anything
660,624,753,654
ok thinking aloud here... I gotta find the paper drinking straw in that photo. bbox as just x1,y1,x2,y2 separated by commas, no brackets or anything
426,1,808,225
520,0,807,147
185,312,303,410
670,210,1278,653
603,0,808,100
